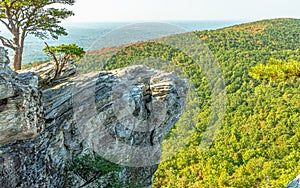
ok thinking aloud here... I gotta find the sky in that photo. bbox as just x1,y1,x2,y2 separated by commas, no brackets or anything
64,0,300,22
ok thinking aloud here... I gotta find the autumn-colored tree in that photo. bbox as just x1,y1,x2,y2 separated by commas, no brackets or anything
250,58,300,81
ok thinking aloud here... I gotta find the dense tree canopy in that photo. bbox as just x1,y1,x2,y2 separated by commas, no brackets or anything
76,18,300,187
250,58,300,81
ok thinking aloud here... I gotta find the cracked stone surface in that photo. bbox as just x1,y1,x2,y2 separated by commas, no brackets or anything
0,47,188,187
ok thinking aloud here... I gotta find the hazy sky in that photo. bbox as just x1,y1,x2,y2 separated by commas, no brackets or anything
65,0,300,22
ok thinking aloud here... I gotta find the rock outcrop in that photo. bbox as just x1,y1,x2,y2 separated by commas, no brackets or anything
287,175,300,188
0,47,188,187
0,48,43,147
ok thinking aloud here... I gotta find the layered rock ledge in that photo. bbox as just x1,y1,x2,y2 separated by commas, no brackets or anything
0,47,188,187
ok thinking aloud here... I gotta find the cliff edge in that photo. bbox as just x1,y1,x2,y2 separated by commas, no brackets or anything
0,47,188,187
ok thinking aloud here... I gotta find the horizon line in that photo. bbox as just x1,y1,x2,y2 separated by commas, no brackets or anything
62,17,299,24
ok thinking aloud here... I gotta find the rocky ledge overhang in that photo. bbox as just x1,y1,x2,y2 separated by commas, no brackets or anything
0,47,188,187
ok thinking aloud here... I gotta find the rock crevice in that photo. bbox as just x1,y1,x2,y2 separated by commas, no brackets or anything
0,47,188,187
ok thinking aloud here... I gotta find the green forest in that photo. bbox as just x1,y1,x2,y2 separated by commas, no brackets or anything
77,18,300,187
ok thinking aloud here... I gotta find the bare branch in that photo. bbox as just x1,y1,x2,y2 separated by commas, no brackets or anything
0,18,12,32
0,36,14,49
44,42,60,79
4,4,17,33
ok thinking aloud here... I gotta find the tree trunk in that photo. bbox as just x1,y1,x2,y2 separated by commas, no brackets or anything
13,47,23,70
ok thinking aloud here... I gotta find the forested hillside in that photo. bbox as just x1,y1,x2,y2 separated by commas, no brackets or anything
77,18,300,187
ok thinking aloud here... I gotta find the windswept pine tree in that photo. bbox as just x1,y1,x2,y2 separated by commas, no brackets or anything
0,0,75,70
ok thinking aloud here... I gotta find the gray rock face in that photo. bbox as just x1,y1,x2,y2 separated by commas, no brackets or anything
287,175,300,188
0,47,44,147
0,48,188,187
18,61,77,86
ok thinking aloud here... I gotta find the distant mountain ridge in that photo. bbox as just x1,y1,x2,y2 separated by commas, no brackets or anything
0,20,243,64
